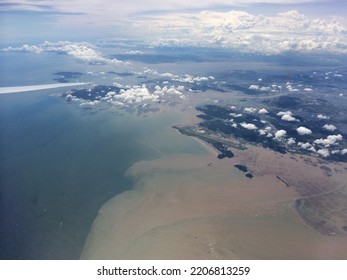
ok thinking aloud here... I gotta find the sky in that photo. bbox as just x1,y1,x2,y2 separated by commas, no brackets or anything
0,0,346,54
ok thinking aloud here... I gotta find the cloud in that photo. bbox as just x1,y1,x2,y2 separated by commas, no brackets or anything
2,44,43,54
297,126,312,135
229,113,243,117
317,114,329,120
135,9,347,54
298,142,312,149
240,122,257,130
341,149,347,155
277,111,293,116
172,74,214,83
249,84,259,90
317,148,330,157
258,108,268,114
277,111,299,122
287,138,296,145
100,84,185,106
2,41,125,64
244,107,257,113
314,134,343,147
323,124,337,131
275,129,286,139
126,50,144,54
281,114,298,122
3,2,347,55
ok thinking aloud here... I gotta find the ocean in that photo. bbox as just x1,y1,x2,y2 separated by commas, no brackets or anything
0,87,207,259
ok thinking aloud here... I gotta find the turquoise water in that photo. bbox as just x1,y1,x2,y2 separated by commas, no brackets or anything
0,90,206,259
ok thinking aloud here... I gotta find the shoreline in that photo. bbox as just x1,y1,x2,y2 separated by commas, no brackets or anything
80,137,347,259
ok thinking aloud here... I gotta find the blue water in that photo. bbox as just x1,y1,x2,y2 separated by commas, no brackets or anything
0,51,207,259
0,92,158,259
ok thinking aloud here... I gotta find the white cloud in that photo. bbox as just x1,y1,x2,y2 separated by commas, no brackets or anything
314,134,343,147
287,138,296,145
298,142,312,149
135,9,347,54
229,113,243,117
281,114,298,122
317,114,329,120
317,149,330,158
277,111,293,116
258,108,268,114
244,107,257,113
297,126,312,135
93,83,186,107
80,100,100,107
126,50,144,54
3,44,43,54
172,74,213,83
3,41,125,64
341,149,347,155
323,124,337,131
249,84,260,90
240,122,257,130
275,130,286,139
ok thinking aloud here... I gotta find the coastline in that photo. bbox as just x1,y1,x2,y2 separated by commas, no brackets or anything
80,136,347,259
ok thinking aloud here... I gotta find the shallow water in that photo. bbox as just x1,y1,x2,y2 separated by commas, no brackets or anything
0,91,206,259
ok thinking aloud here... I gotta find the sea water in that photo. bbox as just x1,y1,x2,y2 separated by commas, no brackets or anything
0,90,207,259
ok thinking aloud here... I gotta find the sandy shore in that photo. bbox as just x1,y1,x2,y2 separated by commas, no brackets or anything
81,141,347,259
0,83,88,94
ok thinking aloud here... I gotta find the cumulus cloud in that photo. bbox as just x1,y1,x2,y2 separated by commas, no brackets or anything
249,85,260,90
281,114,298,122
317,149,330,158
110,84,158,104
277,111,293,116
287,138,296,145
275,130,286,139
2,41,125,64
317,114,330,120
244,107,257,113
258,108,268,114
297,126,312,135
229,113,242,117
240,123,257,130
314,134,343,147
323,124,337,131
136,9,347,54
298,142,312,149
172,74,214,83
341,149,347,155
140,68,214,85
